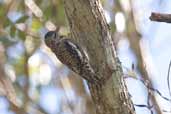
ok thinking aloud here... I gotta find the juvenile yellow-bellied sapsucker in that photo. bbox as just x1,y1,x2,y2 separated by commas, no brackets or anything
44,31,101,84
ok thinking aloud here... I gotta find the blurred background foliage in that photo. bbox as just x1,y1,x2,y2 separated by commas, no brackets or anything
0,0,171,114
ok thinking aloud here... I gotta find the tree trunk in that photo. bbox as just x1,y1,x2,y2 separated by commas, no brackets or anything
63,0,136,114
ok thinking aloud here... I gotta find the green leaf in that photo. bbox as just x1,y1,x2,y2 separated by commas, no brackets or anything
0,4,5,18
10,26,17,38
31,18,42,32
0,4,8,26
4,18,12,27
0,36,16,47
16,15,29,23
18,31,26,41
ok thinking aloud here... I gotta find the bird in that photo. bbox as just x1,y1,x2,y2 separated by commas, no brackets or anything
44,31,101,84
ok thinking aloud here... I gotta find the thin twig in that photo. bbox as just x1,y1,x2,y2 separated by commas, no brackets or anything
134,104,153,109
124,75,171,101
150,12,171,23
162,109,171,113
167,60,171,98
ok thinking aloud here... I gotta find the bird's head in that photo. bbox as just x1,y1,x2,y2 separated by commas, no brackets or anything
44,31,60,49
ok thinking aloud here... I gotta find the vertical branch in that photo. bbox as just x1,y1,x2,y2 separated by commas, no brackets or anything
63,0,135,114
122,1,162,114
22,50,30,107
167,60,171,97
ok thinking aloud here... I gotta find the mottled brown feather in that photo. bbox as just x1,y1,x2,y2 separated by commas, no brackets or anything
44,31,101,84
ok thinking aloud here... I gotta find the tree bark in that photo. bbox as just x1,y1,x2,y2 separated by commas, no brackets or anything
63,0,135,114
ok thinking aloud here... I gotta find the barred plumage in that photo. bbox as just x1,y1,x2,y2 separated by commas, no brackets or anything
44,31,101,84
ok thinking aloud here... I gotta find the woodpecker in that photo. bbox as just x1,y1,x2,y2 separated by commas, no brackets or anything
44,31,101,84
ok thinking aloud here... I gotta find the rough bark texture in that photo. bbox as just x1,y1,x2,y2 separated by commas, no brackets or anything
63,0,135,114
